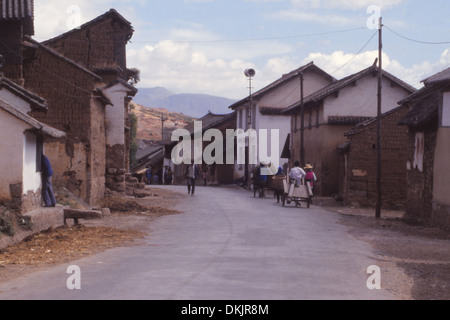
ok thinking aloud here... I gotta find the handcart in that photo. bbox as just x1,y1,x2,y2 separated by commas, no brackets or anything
276,177,313,208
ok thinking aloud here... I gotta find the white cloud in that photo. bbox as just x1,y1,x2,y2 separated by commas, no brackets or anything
301,48,450,89
34,0,139,39
128,40,254,99
270,10,354,25
291,0,404,10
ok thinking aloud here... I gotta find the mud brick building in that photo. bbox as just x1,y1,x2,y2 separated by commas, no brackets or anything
41,9,138,198
398,67,450,228
0,0,34,85
342,106,409,209
0,76,65,213
283,64,416,196
167,111,237,186
0,2,138,206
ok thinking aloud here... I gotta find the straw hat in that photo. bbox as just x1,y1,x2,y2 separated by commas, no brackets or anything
304,164,314,170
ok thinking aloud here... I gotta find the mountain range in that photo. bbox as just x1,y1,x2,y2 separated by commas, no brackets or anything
132,87,237,118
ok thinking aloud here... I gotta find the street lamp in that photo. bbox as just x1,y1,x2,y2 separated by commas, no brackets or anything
245,68,256,129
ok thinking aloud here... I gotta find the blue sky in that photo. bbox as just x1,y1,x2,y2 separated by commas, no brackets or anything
34,0,450,100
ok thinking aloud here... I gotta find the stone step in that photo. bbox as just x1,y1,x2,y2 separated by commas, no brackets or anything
63,208,103,225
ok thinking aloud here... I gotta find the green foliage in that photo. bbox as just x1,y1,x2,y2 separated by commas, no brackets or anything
129,111,138,167
0,211,15,237
127,68,141,86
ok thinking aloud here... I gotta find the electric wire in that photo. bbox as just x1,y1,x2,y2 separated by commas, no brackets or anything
330,30,378,75
384,24,450,45
30,26,368,45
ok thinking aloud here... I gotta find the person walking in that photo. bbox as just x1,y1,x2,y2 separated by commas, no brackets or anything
304,164,317,190
145,167,153,185
166,167,173,185
41,154,57,207
186,164,200,195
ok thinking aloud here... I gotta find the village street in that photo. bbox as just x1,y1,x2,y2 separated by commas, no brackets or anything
0,185,397,301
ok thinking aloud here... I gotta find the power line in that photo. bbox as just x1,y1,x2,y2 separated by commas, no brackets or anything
330,30,378,75
0,39,98,96
30,26,367,45
384,24,450,45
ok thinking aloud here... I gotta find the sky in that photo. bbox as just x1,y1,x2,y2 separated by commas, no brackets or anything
33,0,450,100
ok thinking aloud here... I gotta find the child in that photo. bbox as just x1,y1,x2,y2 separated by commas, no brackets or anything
304,164,317,194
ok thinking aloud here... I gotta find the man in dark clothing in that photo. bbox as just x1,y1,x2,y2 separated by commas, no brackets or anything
41,154,57,207
185,164,200,195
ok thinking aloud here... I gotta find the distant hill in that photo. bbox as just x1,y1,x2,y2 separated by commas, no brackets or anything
133,87,237,118
131,103,195,142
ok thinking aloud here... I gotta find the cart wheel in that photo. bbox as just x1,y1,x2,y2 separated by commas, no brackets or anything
296,202,301,208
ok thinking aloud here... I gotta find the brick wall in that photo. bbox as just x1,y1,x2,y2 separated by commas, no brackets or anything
24,45,106,205
346,106,409,209
45,18,130,72
0,21,24,84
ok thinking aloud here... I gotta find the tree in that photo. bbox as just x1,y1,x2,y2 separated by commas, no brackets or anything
125,68,140,86
129,104,139,167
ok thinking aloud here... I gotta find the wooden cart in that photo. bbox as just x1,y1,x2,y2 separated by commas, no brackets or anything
272,176,313,208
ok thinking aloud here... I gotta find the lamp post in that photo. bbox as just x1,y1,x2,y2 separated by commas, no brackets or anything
244,68,256,189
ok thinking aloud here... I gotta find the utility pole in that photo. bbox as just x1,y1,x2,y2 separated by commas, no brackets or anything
161,112,167,183
376,17,383,219
161,112,167,141
299,73,305,167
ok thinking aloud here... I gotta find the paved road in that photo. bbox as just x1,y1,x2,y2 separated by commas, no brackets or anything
0,185,394,300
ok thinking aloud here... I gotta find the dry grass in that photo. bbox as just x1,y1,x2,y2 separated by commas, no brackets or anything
0,225,145,267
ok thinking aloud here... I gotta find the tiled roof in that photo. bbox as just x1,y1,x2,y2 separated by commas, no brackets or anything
0,97,65,138
328,116,373,126
0,0,33,20
229,62,336,110
0,75,47,111
398,90,441,128
284,65,417,114
422,67,450,85
184,111,236,134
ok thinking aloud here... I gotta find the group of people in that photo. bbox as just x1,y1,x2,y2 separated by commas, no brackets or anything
252,161,317,197
289,161,317,190
39,154,317,207
145,166,173,186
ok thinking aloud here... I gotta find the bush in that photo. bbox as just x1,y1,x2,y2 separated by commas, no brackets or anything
0,210,15,237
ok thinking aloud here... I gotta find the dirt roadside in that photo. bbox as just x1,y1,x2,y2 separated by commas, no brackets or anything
0,187,186,285
1,188,449,300
316,197,450,300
